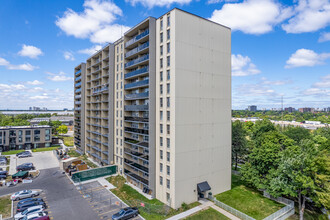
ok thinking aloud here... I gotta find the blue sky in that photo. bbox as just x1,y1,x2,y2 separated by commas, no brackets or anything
0,0,329,110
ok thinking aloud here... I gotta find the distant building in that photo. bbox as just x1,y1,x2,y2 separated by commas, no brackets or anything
324,107,330,112
284,107,295,113
0,125,52,152
29,116,74,126
248,105,257,112
29,107,32,110
298,107,314,113
63,108,68,111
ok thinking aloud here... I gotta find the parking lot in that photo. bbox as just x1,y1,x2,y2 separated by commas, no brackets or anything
12,190,54,219
79,181,142,220
9,151,59,175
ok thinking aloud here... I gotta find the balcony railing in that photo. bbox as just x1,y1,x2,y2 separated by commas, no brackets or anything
124,158,148,173
124,116,149,122
124,105,149,111
75,88,81,93
75,69,82,76
75,101,81,105
125,41,149,58
125,29,149,48
125,66,149,79
75,82,82,87
102,151,109,155
125,79,149,90
102,159,109,165
125,54,149,69
124,92,149,100
93,85,109,94
75,76,82,81
124,138,149,149
75,94,81,99
75,107,81,111
92,153,101,160
91,145,101,152
124,127,149,135
124,169,148,186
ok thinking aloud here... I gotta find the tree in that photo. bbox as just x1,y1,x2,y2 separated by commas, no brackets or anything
50,120,62,135
38,121,50,126
251,119,276,140
57,125,68,135
232,120,248,170
266,140,329,220
283,126,311,144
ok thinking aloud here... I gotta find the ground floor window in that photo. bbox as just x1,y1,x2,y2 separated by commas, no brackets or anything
45,143,50,147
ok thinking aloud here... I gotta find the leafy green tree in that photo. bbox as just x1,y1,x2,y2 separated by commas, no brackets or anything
57,125,68,134
50,120,62,135
251,119,276,140
266,141,329,220
283,126,311,144
38,121,50,126
232,120,248,170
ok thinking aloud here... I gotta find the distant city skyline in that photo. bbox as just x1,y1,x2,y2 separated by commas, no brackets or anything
1,0,330,109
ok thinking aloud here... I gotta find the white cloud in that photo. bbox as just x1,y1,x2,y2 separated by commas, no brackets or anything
125,0,192,7
0,58,9,66
0,57,38,71
282,0,330,33
313,74,330,88
30,95,49,100
302,88,330,96
18,44,43,59
56,0,128,43
232,54,260,76
236,83,277,96
209,0,293,34
90,24,130,44
319,32,330,42
0,84,26,93
285,49,330,68
47,71,73,82
78,45,103,55
26,80,44,86
261,77,292,86
207,0,238,4
63,51,75,61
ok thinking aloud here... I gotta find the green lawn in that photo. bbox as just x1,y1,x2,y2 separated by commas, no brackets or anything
1,150,25,155
286,207,328,220
0,195,12,218
185,208,229,220
61,136,74,146
32,146,59,152
67,149,98,168
106,175,200,220
215,175,284,220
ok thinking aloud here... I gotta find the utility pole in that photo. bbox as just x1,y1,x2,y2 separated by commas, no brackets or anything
281,96,284,130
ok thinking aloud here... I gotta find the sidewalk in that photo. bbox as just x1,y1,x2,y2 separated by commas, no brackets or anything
166,199,240,220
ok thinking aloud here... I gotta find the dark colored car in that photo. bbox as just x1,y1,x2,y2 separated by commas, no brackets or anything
0,157,7,165
17,201,47,213
112,207,139,220
0,170,8,179
17,151,32,158
18,198,44,206
17,163,35,172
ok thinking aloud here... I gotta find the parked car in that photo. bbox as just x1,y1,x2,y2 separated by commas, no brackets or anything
18,198,44,207
0,156,7,165
0,170,8,180
14,206,44,220
21,212,49,220
11,190,40,201
17,201,47,213
112,207,139,220
17,163,35,172
17,151,32,158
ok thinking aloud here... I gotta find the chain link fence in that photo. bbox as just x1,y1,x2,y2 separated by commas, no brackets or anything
263,192,295,220
124,199,171,216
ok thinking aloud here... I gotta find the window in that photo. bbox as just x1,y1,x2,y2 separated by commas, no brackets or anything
160,98,163,107
18,130,23,136
26,130,31,136
167,152,170,162
18,137,22,143
160,137,163,146
167,15,170,26
160,150,163,159
167,42,170,53
160,163,163,172
167,111,170,121
167,56,170,67
160,85,163,95
167,138,170,148
160,111,163,120
160,46,163,56
117,55,119,62
34,136,40,142
167,29,170,40
160,124,163,134
160,71,163,81
160,19,163,30
167,193,170,202
26,137,31,142
160,176,163,185
167,70,170,80
167,97,170,107
167,83,170,93
160,33,163,43
167,165,170,175
167,125,170,135
160,58,163,68
34,130,40,135
167,179,170,189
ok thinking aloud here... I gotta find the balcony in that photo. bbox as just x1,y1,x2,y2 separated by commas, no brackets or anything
125,66,149,79
102,159,109,165
91,145,101,152
124,105,149,111
75,94,81,99
124,148,149,161
75,88,82,93
102,151,109,155
75,107,81,111
92,153,101,160
75,82,82,87
75,76,82,81
124,158,148,173
124,127,149,135
124,92,149,100
75,101,81,105
125,54,149,69
124,169,148,186
93,85,109,94
75,69,82,76
124,116,148,123
125,41,149,58
125,79,149,90
124,138,149,149
102,142,108,146
125,29,149,48
91,138,101,144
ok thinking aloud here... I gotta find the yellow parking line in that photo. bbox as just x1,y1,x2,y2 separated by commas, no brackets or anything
93,204,109,210
98,209,118,216
90,199,110,205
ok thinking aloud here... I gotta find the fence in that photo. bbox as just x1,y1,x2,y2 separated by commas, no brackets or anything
71,165,117,182
263,192,295,220
125,199,172,216
210,195,256,220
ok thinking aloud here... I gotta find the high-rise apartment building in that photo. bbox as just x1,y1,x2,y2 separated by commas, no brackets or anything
74,8,231,208
248,105,257,112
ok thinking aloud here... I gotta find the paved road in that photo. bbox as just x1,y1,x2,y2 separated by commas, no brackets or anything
0,167,100,220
